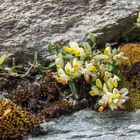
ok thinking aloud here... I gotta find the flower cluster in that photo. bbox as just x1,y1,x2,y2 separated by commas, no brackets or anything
55,36,129,111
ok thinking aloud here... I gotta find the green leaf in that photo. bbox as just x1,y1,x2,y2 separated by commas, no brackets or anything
63,54,74,61
47,62,56,69
137,12,140,23
68,80,77,95
87,33,96,44
36,74,42,80
106,64,113,71
48,42,53,53
15,64,23,69
105,43,112,48
0,54,7,65
83,42,92,56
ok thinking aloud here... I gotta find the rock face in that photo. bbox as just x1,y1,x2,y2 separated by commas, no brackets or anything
0,0,140,59
29,109,140,140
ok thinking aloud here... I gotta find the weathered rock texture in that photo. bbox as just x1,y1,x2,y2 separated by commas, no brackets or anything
0,0,140,59
29,109,140,140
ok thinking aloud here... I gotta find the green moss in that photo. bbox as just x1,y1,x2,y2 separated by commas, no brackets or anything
122,78,140,109
125,88,140,109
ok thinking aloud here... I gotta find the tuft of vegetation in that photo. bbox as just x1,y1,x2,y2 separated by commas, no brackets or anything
120,44,140,64
0,99,40,139
54,34,129,112
12,72,60,114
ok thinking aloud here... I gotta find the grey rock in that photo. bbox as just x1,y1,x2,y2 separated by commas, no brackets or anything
28,109,140,140
0,0,140,59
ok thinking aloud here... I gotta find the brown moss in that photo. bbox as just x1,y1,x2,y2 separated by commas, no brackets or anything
119,44,140,109
36,100,75,120
120,43,140,64
0,99,40,139
12,72,60,114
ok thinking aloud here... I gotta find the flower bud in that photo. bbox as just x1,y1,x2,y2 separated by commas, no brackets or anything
96,79,102,89
65,62,72,75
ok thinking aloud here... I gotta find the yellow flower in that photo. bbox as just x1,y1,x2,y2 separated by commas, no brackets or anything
65,62,72,75
89,90,95,97
109,98,113,104
113,75,120,88
75,51,80,56
96,79,102,89
90,86,100,96
63,46,71,53
57,65,62,69
71,48,77,54
104,71,112,82
73,58,79,72
98,106,104,112
56,77,63,83
55,57,64,68
103,75,108,82
115,93,121,99
73,63,78,71
107,78,114,91
90,65,97,72
103,84,108,94
100,64,105,73
104,47,111,55
113,80,118,88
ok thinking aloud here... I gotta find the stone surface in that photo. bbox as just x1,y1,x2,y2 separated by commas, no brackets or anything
0,0,140,59
29,109,140,140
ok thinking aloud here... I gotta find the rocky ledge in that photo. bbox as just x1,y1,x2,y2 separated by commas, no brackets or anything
0,0,140,59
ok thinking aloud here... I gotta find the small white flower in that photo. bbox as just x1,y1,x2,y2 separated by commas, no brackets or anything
96,79,102,89
98,88,129,111
58,68,65,76
112,75,120,88
55,57,64,68
100,64,105,73
65,62,72,75
90,85,101,96
107,78,114,91
79,48,86,58
103,84,109,94
104,47,112,55
69,42,79,49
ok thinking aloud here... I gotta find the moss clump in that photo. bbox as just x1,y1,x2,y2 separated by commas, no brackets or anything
36,100,75,120
12,72,60,114
0,99,39,139
124,81,140,109
119,44,140,109
120,43,140,64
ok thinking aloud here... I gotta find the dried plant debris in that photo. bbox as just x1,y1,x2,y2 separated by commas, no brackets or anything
12,73,60,114
0,99,40,140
